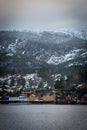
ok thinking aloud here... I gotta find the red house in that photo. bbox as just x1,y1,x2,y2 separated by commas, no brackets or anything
81,94,87,104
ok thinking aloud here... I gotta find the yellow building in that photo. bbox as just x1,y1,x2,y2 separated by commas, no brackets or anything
29,90,56,102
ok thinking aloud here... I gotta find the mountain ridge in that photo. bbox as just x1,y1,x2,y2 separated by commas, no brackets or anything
0,30,87,75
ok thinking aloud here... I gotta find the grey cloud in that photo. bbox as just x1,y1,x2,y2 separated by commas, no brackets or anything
0,0,87,30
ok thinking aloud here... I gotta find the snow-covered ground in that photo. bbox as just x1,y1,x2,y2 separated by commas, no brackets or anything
47,49,84,65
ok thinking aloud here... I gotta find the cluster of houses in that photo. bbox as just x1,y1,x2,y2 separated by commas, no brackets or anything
0,73,87,104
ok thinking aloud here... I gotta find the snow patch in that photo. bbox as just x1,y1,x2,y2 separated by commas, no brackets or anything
22,51,25,55
7,43,16,53
66,62,83,67
47,49,82,65
6,53,13,56
80,52,87,58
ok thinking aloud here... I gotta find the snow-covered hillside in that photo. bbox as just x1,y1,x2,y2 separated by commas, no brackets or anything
0,30,87,75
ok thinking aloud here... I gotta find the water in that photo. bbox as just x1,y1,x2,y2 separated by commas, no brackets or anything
0,105,87,130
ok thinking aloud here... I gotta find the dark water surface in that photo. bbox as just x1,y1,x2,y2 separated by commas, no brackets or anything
0,105,87,130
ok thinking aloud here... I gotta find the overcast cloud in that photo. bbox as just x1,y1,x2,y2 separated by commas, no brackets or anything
0,0,87,31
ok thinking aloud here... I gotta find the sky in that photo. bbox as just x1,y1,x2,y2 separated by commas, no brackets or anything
0,0,87,31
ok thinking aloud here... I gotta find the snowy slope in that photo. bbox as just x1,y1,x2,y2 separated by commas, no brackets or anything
0,30,87,75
